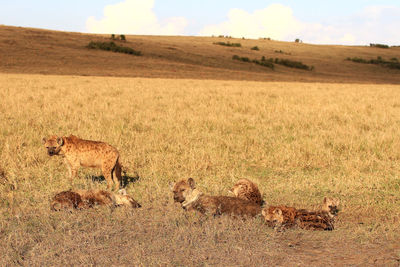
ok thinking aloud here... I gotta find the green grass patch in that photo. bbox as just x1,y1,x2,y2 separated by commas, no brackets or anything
87,41,142,56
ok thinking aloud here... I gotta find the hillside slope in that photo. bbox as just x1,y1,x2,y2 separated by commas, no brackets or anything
0,25,399,83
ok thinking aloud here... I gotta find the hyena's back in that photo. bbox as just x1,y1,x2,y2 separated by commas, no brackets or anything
51,191,86,211
194,195,262,217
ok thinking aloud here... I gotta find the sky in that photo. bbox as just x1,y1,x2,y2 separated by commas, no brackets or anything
0,0,399,45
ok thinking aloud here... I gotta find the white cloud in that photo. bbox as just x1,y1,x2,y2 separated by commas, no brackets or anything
198,4,400,45
199,4,301,40
86,0,187,35
300,6,400,45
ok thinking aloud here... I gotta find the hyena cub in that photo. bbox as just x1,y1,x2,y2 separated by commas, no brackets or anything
42,135,123,190
51,189,141,211
262,197,339,231
170,178,262,217
230,178,263,206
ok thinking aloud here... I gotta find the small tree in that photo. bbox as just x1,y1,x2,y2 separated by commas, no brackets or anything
120,34,126,41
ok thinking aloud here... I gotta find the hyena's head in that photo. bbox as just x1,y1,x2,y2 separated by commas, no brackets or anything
229,178,264,205
322,197,340,217
229,178,254,197
229,181,244,197
262,207,284,227
42,135,64,156
169,178,196,203
113,189,141,208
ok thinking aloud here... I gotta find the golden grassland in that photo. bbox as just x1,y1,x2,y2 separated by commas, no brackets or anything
0,73,400,265
1,25,400,84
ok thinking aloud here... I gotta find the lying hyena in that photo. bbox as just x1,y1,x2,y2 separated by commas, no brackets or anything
42,135,122,190
229,178,263,206
51,189,141,211
262,197,339,231
170,178,262,217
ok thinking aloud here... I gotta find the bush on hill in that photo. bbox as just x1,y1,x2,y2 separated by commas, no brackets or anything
274,58,313,71
87,41,141,56
346,56,400,70
214,42,242,47
232,55,274,70
370,43,389,49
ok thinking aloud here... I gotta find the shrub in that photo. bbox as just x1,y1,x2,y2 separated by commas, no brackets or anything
214,42,242,47
120,34,126,41
251,46,260,51
232,55,274,69
274,58,313,70
232,55,250,62
346,56,400,70
111,34,116,40
370,43,389,49
253,58,274,69
295,38,302,43
87,41,142,56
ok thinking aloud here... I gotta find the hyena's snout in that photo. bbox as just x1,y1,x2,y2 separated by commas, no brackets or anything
330,206,339,215
47,147,58,156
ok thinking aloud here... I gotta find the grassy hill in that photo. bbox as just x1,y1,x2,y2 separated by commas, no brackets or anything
0,25,399,83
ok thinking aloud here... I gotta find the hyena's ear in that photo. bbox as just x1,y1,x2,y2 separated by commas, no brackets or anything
273,208,283,216
42,137,47,144
187,178,195,189
168,182,175,191
57,137,64,146
323,197,327,204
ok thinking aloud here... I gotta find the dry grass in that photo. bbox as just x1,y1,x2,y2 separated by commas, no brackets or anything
1,25,400,84
0,73,400,265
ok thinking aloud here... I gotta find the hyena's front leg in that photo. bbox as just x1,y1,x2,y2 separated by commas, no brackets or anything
65,159,79,185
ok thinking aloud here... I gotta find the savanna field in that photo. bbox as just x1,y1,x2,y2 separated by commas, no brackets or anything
0,25,400,266
0,74,399,265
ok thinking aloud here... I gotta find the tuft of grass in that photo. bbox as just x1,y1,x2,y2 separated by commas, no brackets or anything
251,46,260,51
214,41,242,47
87,41,141,56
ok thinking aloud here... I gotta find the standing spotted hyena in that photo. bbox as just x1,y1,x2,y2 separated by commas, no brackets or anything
42,135,122,190
170,178,262,217
229,178,263,206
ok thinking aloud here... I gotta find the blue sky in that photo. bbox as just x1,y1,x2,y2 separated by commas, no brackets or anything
1,0,399,45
